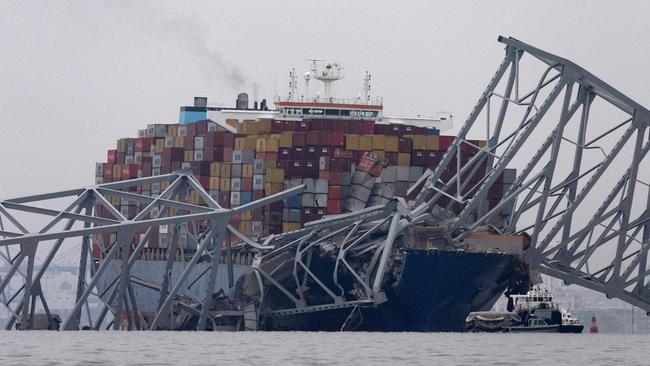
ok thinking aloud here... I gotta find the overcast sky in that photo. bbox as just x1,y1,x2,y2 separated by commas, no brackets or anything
1,0,649,198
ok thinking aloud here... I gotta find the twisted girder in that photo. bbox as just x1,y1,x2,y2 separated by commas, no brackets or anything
415,36,650,312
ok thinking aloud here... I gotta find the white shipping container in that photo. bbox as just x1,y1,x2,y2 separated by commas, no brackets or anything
95,163,104,177
301,193,315,207
151,182,161,194
165,137,174,148
230,191,241,206
152,155,162,168
315,179,328,194
396,166,410,182
232,150,243,164
314,193,328,207
207,122,218,132
125,155,134,164
231,178,241,191
159,225,169,234
152,168,161,176
253,175,265,190
178,126,187,136
194,150,204,161
138,129,147,138
194,136,204,149
303,178,315,193
253,159,264,174
181,162,191,170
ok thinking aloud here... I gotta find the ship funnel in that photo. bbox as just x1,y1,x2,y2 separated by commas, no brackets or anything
236,93,249,109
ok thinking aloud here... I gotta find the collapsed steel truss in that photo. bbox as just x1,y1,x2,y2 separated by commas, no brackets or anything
0,172,302,330
1,36,649,330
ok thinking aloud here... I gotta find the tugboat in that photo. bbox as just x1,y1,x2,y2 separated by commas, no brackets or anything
466,286,584,333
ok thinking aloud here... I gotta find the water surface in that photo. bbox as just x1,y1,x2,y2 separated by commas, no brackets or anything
0,331,647,365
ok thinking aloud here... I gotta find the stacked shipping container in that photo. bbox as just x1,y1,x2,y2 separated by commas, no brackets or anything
95,117,513,253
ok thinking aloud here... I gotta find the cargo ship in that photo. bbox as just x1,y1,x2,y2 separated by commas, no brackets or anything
93,61,526,331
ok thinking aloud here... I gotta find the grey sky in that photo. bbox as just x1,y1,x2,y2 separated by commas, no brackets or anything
1,0,649,198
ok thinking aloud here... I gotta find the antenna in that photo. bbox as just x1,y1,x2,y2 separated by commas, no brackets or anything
362,71,372,104
288,68,298,102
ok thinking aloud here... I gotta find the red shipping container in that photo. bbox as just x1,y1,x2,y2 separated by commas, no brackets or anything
439,135,455,151
328,185,343,200
252,207,263,220
385,152,398,165
196,175,210,190
375,124,389,134
195,120,208,134
398,137,413,152
327,199,343,214
292,132,306,146
116,152,125,164
103,164,114,179
252,190,264,201
121,164,139,179
308,119,323,130
360,120,375,134
183,135,196,150
204,146,225,161
317,131,330,146
329,131,345,147
192,161,211,176
329,171,342,185
141,162,152,176
286,160,303,176
186,123,198,137
171,161,182,172
330,157,352,172
333,120,350,131
306,131,319,146
107,149,117,164
223,147,233,161
135,138,154,152
241,177,253,191
204,132,234,148
296,121,310,131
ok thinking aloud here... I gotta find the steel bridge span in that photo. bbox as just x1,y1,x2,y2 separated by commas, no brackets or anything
0,36,648,330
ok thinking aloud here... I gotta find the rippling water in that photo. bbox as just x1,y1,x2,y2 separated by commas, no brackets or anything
0,331,648,365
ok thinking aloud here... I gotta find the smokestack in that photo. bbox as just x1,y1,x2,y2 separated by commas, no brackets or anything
236,93,249,109
194,97,208,107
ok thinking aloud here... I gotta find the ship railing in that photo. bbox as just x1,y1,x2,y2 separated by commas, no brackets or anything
113,247,255,266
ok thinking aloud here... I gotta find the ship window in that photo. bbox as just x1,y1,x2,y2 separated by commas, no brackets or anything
340,110,350,116
325,109,339,116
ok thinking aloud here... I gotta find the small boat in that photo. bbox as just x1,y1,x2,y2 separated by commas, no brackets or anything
506,315,560,333
466,286,584,333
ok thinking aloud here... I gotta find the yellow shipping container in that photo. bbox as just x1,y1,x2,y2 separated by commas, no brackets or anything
226,119,239,129
234,137,245,150
239,221,252,236
279,132,293,148
478,140,487,148
184,150,193,162
345,134,360,150
410,135,427,150
425,136,440,150
385,136,399,152
167,125,178,137
244,136,257,150
174,136,185,148
240,211,252,221
372,135,386,150
242,164,254,178
112,164,122,179
209,177,220,190
373,150,385,159
189,191,200,205
161,181,170,190
210,162,221,177
398,153,411,166
258,120,272,133
265,168,284,183
219,178,231,192
265,182,284,195
155,138,164,154
283,223,301,232
359,135,373,151
220,164,231,178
